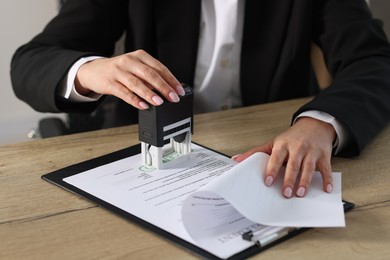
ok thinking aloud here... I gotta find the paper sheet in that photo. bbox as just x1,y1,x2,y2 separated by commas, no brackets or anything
181,153,345,252
64,144,344,259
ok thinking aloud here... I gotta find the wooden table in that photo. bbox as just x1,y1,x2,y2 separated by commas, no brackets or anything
1,98,389,259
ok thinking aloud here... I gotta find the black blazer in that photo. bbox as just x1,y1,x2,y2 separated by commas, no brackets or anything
11,0,390,156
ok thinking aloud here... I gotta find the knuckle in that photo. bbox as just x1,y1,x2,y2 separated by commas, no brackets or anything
155,63,168,73
118,88,137,105
115,55,130,66
270,148,287,163
128,76,142,88
302,160,316,172
272,140,287,152
143,67,160,81
117,86,129,97
299,177,311,188
287,160,301,172
133,49,146,56
127,94,140,105
295,139,309,152
268,159,284,173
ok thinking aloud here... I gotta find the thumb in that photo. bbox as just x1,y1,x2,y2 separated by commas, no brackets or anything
231,140,273,162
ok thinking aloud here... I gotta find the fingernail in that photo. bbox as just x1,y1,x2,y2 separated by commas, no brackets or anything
176,85,186,96
152,95,164,105
169,92,180,102
231,154,241,161
265,176,273,187
139,101,150,109
283,187,293,198
326,183,333,193
297,187,306,197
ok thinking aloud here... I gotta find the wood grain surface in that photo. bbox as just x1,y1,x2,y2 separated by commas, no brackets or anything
1,97,389,259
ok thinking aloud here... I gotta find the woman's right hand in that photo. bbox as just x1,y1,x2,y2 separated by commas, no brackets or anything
75,49,185,109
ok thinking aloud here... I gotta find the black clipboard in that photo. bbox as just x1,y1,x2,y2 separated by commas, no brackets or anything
42,143,355,260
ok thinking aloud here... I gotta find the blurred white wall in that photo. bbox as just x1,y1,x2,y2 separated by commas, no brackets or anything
0,0,63,145
370,0,390,38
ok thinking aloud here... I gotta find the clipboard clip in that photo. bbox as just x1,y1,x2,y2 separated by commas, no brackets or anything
138,84,194,169
242,227,296,247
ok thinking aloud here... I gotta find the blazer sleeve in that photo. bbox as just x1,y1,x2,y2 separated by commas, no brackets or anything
10,0,128,113
294,0,390,156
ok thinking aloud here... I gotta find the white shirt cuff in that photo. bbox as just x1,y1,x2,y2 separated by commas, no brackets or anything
294,110,348,154
59,56,104,102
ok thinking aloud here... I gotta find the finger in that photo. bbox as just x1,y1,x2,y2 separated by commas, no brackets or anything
127,62,180,103
296,156,316,197
108,81,151,110
282,152,304,198
317,157,333,193
264,145,288,189
117,73,165,106
133,50,184,96
231,140,273,162
114,53,179,103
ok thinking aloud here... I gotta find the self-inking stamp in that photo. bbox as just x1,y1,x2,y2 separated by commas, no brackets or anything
138,85,193,169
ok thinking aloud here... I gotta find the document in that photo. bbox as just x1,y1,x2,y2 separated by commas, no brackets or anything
64,144,345,259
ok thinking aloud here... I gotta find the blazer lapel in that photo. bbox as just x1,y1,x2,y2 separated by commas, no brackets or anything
241,0,293,106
